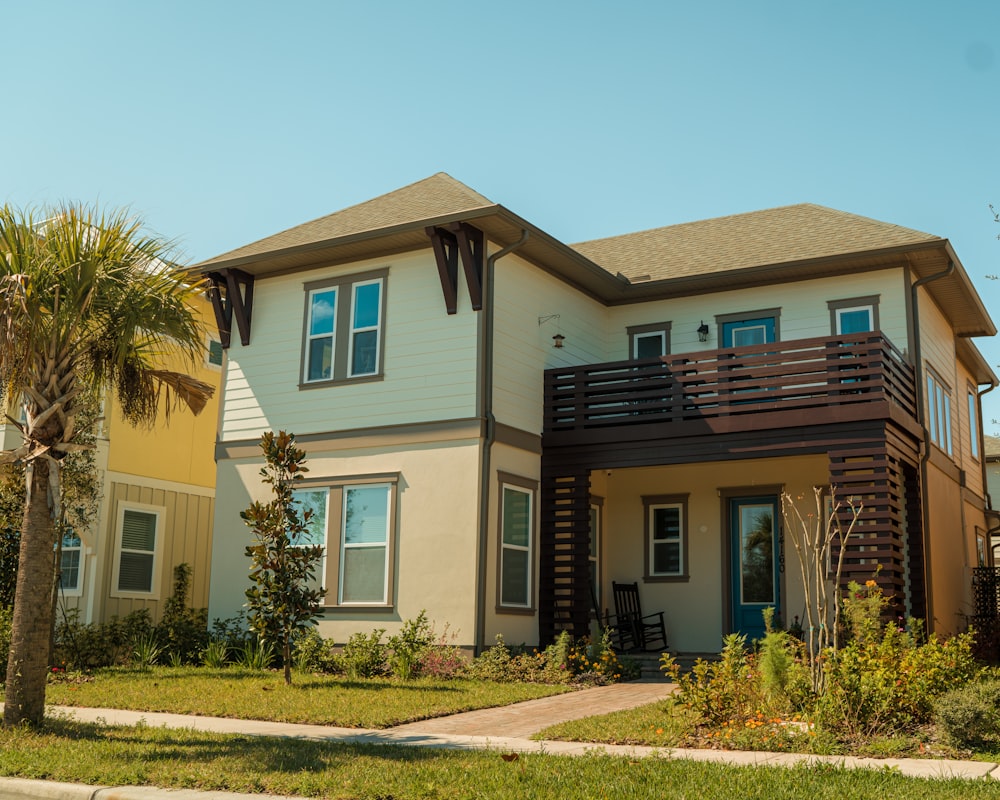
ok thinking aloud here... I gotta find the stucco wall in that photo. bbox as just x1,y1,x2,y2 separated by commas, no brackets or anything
209,436,482,646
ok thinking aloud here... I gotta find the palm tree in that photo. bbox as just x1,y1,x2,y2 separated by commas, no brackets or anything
0,204,213,727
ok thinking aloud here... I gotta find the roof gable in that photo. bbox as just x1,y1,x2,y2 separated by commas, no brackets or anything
201,173,494,267
570,204,942,282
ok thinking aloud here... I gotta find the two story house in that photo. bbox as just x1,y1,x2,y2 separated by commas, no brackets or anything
1,304,221,625
200,173,995,654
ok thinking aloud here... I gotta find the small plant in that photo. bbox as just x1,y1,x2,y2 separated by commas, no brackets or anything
934,678,1000,749
340,630,388,679
235,637,275,671
417,624,468,680
200,639,229,669
158,563,209,664
131,632,163,670
468,634,515,682
388,611,434,680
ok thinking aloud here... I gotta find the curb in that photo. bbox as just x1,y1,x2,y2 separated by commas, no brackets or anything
0,777,310,800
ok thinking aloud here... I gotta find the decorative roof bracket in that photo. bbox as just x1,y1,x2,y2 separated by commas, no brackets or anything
206,268,254,348
426,222,485,314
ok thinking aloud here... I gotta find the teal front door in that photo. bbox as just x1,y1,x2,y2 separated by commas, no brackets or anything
729,496,780,641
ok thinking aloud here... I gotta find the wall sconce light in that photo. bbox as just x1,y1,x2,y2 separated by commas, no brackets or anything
552,333,566,348
697,321,710,342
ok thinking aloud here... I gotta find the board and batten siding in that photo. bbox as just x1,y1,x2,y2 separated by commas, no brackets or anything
607,268,910,359
98,478,214,623
492,252,610,435
220,250,479,442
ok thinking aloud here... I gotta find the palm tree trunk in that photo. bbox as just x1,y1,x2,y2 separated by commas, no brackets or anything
4,459,57,727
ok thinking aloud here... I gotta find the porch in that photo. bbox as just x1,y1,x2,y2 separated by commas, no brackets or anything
539,332,925,644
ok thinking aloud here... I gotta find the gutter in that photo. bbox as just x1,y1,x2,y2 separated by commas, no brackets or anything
911,260,955,629
474,230,530,654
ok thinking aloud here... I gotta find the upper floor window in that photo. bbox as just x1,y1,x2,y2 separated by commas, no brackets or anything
716,309,780,348
58,530,83,594
301,269,387,387
206,337,224,368
926,369,953,455
828,296,880,335
627,322,671,360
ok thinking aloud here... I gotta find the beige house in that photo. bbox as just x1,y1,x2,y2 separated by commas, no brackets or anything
200,173,995,653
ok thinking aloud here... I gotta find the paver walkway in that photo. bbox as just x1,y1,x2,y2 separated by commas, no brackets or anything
389,679,672,737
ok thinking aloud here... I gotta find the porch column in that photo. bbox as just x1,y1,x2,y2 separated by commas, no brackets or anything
539,465,591,642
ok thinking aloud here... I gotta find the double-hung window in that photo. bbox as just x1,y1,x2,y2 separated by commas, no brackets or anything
289,477,397,607
301,269,387,386
498,474,536,610
926,369,953,455
643,494,689,581
112,503,163,596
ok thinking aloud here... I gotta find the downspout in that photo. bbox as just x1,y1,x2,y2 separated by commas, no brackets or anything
474,230,529,654
911,260,955,630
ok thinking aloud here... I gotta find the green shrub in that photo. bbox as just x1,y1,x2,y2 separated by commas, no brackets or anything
157,563,209,665
292,629,342,674
200,639,229,668
339,630,388,679
130,632,163,670
388,611,433,680
817,616,978,738
234,637,275,671
934,679,1000,749
54,608,154,670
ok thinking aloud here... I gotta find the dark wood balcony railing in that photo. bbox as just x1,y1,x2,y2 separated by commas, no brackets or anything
544,332,917,434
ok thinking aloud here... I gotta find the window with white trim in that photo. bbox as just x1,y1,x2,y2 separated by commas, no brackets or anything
642,494,689,580
500,484,533,608
301,270,386,386
58,530,83,593
112,504,162,595
926,370,953,455
627,322,671,360
288,478,397,607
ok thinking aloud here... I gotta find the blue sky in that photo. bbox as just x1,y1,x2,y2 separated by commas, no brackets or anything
4,1,999,423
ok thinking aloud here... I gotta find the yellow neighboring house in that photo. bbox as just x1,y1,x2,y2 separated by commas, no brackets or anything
3,299,221,625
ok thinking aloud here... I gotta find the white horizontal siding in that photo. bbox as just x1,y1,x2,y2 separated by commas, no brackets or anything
492,253,611,434
220,250,478,441
609,268,910,358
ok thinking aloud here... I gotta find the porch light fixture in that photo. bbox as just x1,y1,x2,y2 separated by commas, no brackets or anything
552,333,566,348
697,321,710,342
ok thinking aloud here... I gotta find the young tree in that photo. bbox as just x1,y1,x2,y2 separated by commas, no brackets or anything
242,430,325,685
0,204,213,727
781,486,862,694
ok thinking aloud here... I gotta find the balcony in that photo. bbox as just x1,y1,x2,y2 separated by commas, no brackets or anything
543,332,918,443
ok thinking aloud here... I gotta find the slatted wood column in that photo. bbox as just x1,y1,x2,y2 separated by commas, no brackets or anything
828,441,909,616
901,461,927,620
539,467,591,643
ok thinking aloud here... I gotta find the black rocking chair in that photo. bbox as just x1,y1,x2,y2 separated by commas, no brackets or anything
611,581,668,652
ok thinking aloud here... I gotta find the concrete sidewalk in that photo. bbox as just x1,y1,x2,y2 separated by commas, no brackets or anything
4,681,999,798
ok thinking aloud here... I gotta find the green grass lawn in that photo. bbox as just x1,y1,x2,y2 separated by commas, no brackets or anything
37,666,570,728
3,719,1000,800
